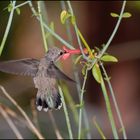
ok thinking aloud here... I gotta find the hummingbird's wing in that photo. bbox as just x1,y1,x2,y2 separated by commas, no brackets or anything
47,63,75,83
0,58,39,76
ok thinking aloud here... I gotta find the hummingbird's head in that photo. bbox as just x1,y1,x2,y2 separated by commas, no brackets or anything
45,47,66,62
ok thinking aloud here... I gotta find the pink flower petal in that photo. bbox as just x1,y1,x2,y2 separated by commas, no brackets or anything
62,53,70,60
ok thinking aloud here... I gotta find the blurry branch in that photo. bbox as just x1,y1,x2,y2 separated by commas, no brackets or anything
58,86,73,139
89,0,127,69
67,1,89,61
60,83,79,125
28,1,75,50
48,111,63,139
30,99,40,131
100,62,127,139
0,1,16,55
0,85,44,139
38,1,54,47
14,1,30,9
0,105,23,139
93,117,106,139
3,105,27,128
100,76,119,139
60,1,79,126
98,1,126,59
37,1,48,52
78,68,88,139
60,1,91,139
66,0,127,139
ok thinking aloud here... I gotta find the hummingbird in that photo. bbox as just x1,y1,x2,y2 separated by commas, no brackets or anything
0,47,75,112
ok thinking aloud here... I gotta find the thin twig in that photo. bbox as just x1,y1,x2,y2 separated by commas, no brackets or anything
93,117,106,139
100,62,127,139
67,1,89,61
28,1,75,50
0,1,16,55
89,1,127,69
48,111,63,139
58,86,73,139
78,68,88,139
37,1,48,52
14,1,30,9
60,1,91,139
0,105,23,139
30,99,40,130
100,78,119,139
0,85,44,139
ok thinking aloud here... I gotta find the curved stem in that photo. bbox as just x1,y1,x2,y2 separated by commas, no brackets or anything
58,86,73,139
67,1,89,61
78,69,88,139
0,85,44,139
100,78,119,139
14,1,29,9
0,105,23,139
90,1,127,68
37,1,48,52
100,62,127,139
60,1,91,139
28,1,75,50
0,1,16,55
99,1,126,58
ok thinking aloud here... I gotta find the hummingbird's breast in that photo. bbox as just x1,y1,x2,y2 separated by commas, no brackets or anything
33,58,56,91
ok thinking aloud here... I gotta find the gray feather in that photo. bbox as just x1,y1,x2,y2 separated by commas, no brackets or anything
47,63,75,83
0,58,39,76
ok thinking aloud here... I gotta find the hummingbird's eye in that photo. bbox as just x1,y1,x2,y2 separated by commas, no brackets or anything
60,51,64,55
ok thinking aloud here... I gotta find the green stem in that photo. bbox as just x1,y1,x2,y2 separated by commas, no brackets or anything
28,1,75,50
67,1,89,61
100,78,119,139
39,1,54,47
14,1,29,9
78,69,88,139
99,1,126,58
0,1,16,56
37,1,48,52
58,86,73,139
89,1,127,68
60,1,91,139
77,29,93,58
100,62,127,139
93,117,106,139
61,83,79,124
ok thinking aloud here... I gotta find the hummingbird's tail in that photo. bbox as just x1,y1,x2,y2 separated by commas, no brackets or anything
36,90,62,112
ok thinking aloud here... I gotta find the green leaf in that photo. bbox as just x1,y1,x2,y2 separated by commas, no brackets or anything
8,3,13,12
60,10,71,24
16,8,20,15
71,15,76,25
74,55,82,64
101,55,118,62
122,12,132,18
92,64,102,84
110,12,119,17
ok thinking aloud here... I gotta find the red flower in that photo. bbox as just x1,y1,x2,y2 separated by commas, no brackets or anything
62,46,88,60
